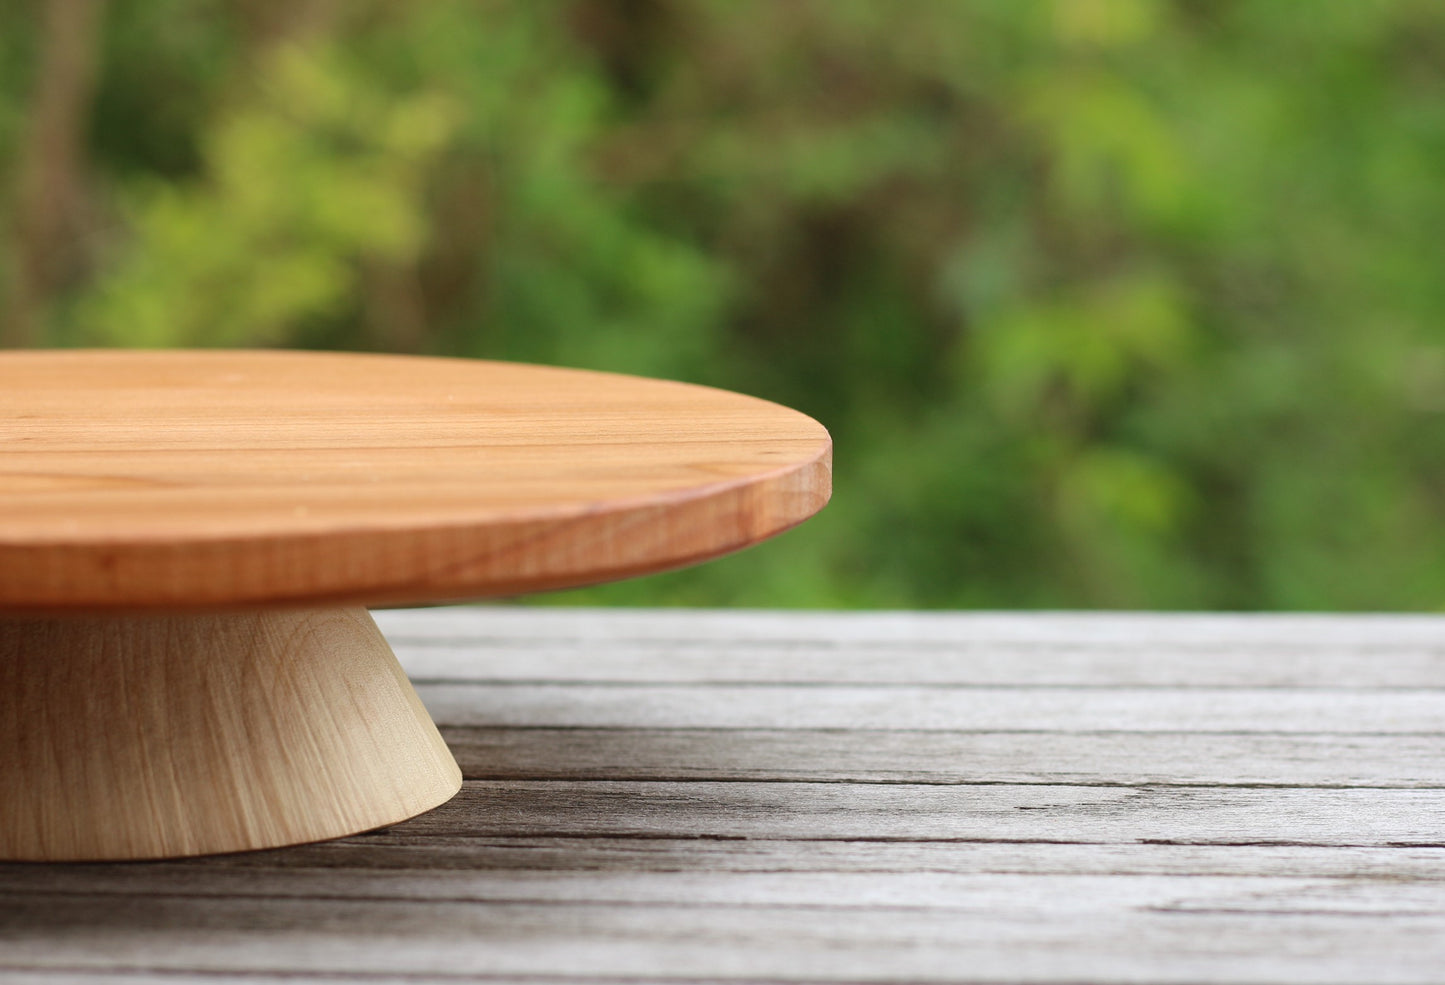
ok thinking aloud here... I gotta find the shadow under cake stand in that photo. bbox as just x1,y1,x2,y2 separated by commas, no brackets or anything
0,350,831,861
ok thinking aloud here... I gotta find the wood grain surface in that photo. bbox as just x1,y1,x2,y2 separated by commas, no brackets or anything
0,350,831,610
3,608,1444,984
0,608,460,861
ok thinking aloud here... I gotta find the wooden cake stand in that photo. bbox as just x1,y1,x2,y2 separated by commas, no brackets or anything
0,350,831,861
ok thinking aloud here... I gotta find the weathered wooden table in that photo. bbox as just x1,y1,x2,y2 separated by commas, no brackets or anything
2,606,1444,984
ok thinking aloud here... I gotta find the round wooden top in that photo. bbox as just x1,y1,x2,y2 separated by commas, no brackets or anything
0,350,830,611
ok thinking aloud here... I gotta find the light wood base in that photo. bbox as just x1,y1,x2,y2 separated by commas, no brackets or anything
0,608,462,861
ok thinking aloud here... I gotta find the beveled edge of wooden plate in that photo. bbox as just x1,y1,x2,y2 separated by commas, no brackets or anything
0,350,832,612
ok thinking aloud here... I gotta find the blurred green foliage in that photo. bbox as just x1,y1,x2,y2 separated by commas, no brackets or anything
4,0,1445,610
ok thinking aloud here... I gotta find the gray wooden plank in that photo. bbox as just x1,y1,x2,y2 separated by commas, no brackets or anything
381,608,1445,687
414,683,1445,732
5,867,1445,913
377,607,1445,649
0,978,668,985
0,977,596,985
216,838,1445,880
393,780,1445,846
438,727,1445,787
0,977,445,985
5,892,1445,984
7,841,1445,882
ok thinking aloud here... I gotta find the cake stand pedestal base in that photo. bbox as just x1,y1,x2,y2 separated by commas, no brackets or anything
0,608,461,861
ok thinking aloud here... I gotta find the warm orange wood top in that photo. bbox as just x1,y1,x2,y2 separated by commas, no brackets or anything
0,350,830,611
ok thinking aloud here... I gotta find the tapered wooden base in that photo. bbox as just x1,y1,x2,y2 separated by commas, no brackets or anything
0,608,462,861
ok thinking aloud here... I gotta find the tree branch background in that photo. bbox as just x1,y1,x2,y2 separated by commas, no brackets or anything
4,0,1444,610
